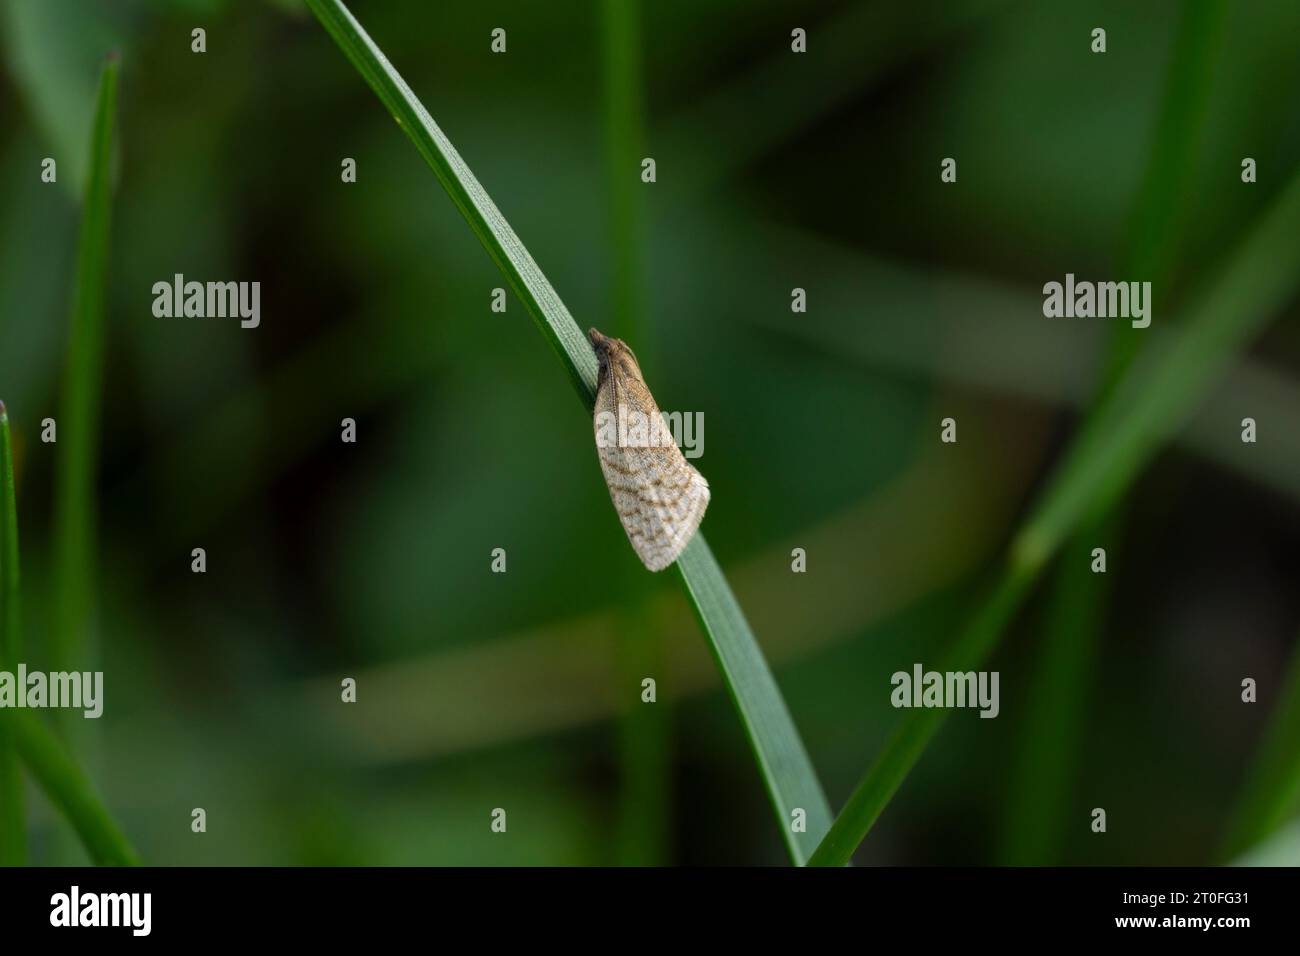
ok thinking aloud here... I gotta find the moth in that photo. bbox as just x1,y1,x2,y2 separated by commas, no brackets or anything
589,328,709,571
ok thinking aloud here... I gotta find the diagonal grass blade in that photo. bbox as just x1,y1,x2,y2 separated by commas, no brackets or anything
303,0,832,863
810,167,1300,866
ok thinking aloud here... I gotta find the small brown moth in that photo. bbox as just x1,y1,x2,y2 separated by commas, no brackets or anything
589,328,709,571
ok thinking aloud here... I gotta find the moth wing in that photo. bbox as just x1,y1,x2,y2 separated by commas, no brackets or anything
593,373,709,572
597,439,710,572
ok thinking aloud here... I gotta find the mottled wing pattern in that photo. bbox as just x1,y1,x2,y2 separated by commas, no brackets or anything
590,329,710,572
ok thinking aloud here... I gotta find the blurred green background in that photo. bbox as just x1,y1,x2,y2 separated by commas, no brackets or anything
1,0,1298,865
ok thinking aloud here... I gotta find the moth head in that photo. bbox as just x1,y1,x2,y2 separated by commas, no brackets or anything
588,327,617,359
588,328,642,377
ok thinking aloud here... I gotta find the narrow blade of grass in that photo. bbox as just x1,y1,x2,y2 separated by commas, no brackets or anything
50,52,119,703
305,0,596,406
675,538,833,861
1010,169,1300,574
614,611,671,865
1221,637,1300,860
304,0,832,863
601,0,648,352
44,52,122,866
600,0,672,866
660,0,1007,197
3,401,135,867
0,404,24,864
12,712,137,866
809,568,1032,866
997,534,1104,864
810,168,1300,866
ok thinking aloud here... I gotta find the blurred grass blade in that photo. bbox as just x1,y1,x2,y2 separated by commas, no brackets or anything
810,168,1300,867
12,713,137,866
601,0,671,865
3,407,135,867
809,570,1032,866
1222,638,1300,859
601,0,648,350
1010,169,1300,574
0,1,131,197
1001,1,1225,864
304,0,832,862
660,0,1006,196
0,404,24,864
1231,816,1300,866
51,52,119,698
998,536,1102,864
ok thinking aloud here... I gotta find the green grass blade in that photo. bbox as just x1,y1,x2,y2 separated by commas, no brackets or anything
601,0,648,351
1221,637,1300,859
1000,2,1225,864
808,569,1032,866
50,52,118,696
0,410,18,671
12,712,137,866
304,0,832,863
997,534,1104,864
660,0,1006,197
810,167,1300,867
305,0,596,407
0,404,24,864
1231,816,1300,866
1010,169,1300,575
600,0,672,866
674,538,833,861
613,613,671,865
43,52,124,866
1102,0,1225,392
2,408,134,867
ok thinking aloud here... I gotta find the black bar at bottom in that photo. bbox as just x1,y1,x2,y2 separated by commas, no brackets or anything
0,866,1283,941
